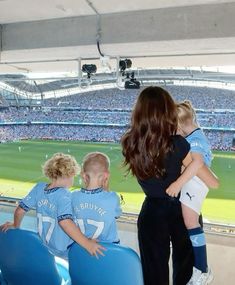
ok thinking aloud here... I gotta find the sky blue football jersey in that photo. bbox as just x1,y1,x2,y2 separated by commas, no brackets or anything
186,128,212,167
19,182,73,258
72,188,122,243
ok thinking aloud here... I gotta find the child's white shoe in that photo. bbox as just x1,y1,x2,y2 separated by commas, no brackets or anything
195,267,213,285
187,267,213,285
187,267,199,285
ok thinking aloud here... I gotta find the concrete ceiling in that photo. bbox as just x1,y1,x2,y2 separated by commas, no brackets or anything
0,0,233,24
1,0,235,73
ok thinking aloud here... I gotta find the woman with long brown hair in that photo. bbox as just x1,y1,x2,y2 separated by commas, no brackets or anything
121,86,194,285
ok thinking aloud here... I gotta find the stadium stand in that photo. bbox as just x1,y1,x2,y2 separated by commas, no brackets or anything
0,94,9,108
0,86,234,150
44,86,235,110
0,108,234,129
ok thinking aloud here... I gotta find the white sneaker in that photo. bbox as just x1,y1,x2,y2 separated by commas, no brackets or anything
187,267,199,285
187,267,213,285
196,268,213,285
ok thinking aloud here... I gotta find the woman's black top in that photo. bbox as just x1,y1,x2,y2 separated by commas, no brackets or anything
138,135,190,199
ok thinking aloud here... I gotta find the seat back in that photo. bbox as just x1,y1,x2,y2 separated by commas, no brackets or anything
0,229,62,285
68,242,144,285
0,270,7,285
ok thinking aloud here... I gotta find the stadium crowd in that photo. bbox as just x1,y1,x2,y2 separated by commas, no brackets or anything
0,108,130,125
0,85,234,150
44,85,235,110
0,108,234,129
0,125,125,143
0,124,233,151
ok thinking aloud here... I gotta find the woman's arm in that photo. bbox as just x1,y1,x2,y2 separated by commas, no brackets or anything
166,152,219,197
166,152,204,197
197,166,219,189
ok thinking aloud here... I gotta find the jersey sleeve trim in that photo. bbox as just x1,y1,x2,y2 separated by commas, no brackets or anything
57,214,73,222
19,201,30,212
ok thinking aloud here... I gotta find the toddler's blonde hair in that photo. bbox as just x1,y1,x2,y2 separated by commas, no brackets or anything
43,153,80,180
177,100,197,126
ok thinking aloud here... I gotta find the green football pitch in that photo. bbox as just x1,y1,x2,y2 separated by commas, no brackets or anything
0,140,234,224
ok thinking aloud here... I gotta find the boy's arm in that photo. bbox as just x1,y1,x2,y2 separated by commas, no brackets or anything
1,183,38,232
14,206,26,227
166,152,204,197
59,219,105,258
197,166,219,189
58,191,105,257
0,206,26,232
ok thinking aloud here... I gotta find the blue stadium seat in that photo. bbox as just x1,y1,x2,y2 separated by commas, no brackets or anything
0,270,7,285
68,242,144,285
0,229,70,285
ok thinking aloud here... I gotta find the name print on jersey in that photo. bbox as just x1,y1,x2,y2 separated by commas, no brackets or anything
37,199,56,211
74,203,107,216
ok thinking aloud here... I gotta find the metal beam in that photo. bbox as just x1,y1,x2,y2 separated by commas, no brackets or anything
1,2,235,54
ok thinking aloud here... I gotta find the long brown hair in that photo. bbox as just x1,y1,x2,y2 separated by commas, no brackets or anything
121,86,178,180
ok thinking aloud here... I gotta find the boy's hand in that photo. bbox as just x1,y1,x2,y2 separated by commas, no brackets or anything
0,222,15,232
85,239,106,258
166,182,181,197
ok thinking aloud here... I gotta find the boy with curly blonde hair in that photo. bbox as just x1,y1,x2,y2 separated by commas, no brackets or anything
0,153,104,258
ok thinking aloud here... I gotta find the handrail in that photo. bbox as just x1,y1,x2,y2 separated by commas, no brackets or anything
118,213,235,237
0,196,20,203
1,196,234,237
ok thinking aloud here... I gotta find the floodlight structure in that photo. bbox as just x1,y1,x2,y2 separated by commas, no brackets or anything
116,58,140,89
82,64,97,79
119,59,132,76
124,71,141,89
78,62,98,89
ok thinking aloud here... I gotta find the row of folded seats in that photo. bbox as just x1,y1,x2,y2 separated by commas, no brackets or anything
0,229,143,285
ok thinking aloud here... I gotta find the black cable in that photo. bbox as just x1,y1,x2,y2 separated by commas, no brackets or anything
97,41,105,57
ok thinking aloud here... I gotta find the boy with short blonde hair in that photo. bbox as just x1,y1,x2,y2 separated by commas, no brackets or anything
72,152,121,243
